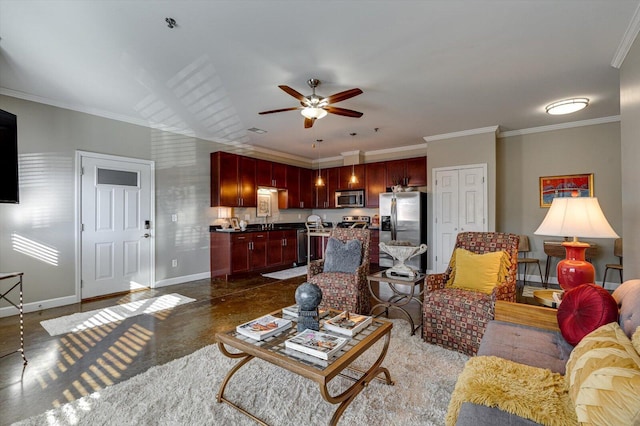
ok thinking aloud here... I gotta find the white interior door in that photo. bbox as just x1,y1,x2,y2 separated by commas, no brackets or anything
433,165,487,273
434,169,459,274
80,154,153,299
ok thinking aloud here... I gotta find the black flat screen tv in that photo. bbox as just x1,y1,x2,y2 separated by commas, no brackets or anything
0,109,19,203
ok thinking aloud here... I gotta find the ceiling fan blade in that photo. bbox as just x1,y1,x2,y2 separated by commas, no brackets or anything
304,117,315,128
279,85,307,102
325,88,363,104
325,106,363,118
258,107,300,115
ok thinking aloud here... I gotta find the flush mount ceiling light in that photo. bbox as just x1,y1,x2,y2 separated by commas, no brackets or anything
545,98,589,115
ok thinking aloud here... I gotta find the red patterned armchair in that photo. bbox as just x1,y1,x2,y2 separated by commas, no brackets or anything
423,232,519,356
307,228,371,315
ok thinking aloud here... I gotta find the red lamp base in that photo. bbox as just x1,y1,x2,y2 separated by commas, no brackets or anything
557,241,595,291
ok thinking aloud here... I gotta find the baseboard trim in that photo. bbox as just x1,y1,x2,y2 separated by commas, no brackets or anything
154,272,211,288
0,295,79,318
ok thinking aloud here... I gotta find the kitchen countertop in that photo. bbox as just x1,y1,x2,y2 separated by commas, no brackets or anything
209,223,379,233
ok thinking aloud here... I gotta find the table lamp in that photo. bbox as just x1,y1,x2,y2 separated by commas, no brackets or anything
217,207,232,229
534,197,618,290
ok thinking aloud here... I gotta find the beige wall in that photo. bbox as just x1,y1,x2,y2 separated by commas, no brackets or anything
497,122,622,286
0,95,225,310
620,35,640,280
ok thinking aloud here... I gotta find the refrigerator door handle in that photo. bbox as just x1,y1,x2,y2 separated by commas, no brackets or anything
390,194,397,240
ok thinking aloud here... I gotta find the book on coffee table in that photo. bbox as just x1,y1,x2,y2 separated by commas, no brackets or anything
236,314,292,341
281,304,330,319
284,329,348,360
323,311,372,337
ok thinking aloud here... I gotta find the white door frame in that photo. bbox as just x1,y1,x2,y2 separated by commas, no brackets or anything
75,150,156,300
431,163,488,273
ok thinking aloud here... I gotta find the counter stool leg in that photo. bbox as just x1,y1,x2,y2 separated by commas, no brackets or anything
19,277,27,365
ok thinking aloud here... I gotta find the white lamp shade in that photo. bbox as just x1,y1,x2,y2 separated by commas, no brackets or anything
534,197,618,239
217,207,232,219
301,107,328,119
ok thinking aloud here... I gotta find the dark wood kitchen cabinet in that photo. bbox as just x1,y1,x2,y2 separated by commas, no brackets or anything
338,164,366,190
314,167,340,209
256,159,287,188
267,230,297,267
385,157,427,188
365,162,387,208
211,231,268,279
211,152,257,207
280,165,313,209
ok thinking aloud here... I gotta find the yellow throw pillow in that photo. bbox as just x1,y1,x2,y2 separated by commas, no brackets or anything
565,322,640,424
447,248,509,294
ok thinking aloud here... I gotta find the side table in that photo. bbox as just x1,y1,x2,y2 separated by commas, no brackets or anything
367,270,425,336
533,289,562,309
0,272,27,365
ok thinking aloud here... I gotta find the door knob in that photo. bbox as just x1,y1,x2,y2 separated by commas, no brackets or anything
143,233,151,238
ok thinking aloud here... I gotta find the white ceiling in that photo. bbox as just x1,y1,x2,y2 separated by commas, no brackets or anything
1,0,638,160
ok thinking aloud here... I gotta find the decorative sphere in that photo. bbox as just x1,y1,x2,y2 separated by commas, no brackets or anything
295,282,323,310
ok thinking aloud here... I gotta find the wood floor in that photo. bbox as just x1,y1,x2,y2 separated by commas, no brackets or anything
0,273,545,425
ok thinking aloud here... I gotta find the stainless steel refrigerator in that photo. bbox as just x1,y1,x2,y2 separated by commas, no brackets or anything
379,192,428,272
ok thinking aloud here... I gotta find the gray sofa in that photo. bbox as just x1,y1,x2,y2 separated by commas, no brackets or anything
453,279,640,426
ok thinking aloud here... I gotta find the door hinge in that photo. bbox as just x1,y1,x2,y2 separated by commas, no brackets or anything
81,167,85,175
482,176,485,183
81,223,85,231
81,280,84,288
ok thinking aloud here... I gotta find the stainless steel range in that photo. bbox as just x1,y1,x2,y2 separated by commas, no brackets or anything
337,215,371,228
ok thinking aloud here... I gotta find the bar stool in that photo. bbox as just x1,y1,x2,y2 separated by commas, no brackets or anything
0,272,27,365
518,235,544,286
602,238,623,286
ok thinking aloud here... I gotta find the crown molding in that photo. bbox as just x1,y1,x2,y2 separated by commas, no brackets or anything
423,125,500,142
363,143,428,157
498,116,620,138
611,3,640,69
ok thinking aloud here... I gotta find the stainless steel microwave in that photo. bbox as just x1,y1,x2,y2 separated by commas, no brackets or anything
335,190,365,208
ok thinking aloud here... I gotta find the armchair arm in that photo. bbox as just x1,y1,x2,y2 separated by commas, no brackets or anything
308,259,325,277
425,273,447,292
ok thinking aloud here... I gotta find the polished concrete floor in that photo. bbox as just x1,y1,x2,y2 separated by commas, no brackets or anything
0,272,545,425
0,274,305,425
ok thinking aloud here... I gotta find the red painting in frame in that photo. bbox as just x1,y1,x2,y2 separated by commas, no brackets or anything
539,173,594,207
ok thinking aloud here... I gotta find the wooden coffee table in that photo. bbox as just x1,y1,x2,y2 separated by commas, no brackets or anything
215,309,394,426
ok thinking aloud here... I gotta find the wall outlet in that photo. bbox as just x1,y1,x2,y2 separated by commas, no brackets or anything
171,214,178,222
298,214,301,219
244,214,250,220
172,259,178,267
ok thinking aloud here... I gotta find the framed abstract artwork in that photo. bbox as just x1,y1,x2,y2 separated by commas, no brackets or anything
257,193,271,217
539,173,594,207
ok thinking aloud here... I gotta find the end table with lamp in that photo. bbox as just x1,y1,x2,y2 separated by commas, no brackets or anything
534,197,618,291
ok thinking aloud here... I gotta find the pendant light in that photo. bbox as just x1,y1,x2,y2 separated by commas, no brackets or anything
349,133,358,186
314,139,324,187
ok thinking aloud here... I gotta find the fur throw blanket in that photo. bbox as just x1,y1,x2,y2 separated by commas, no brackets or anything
446,356,577,426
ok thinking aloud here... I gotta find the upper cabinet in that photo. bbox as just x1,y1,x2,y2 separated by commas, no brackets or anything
314,167,340,209
280,165,313,209
211,151,427,210
256,159,287,188
338,164,366,190
365,162,387,208
211,152,256,207
385,157,427,188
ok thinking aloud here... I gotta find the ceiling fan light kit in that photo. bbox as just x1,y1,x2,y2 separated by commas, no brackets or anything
545,98,589,115
259,78,363,128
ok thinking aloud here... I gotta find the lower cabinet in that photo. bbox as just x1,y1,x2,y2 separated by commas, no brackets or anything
370,230,379,265
267,230,297,268
211,230,297,280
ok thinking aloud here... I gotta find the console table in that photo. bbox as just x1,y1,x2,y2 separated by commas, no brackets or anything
543,241,598,287
0,272,27,365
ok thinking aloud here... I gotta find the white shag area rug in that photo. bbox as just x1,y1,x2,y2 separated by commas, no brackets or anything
262,265,307,280
40,293,196,336
16,320,468,426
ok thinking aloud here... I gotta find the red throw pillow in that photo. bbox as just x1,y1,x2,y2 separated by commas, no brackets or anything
557,283,619,346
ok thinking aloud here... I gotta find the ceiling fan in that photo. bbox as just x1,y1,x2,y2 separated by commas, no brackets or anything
258,78,363,128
